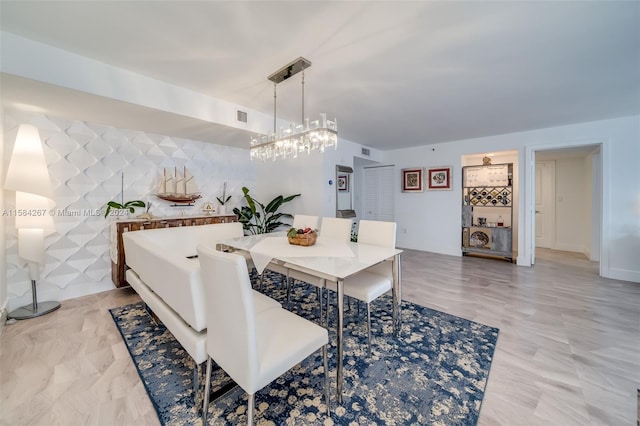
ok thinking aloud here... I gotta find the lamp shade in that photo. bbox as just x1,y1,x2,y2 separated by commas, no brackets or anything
14,191,55,230
18,228,46,278
4,125,55,199
4,124,55,230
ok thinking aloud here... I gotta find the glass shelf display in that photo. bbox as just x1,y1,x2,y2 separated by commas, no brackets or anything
462,164,511,187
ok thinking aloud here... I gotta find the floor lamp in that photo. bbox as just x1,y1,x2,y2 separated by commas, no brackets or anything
4,124,60,319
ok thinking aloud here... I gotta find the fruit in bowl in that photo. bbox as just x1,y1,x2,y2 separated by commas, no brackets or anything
287,227,317,246
287,227,315,237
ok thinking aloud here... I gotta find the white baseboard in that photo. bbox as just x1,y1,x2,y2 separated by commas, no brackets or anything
552,243,584,253
516,254,531,266
605,267,640,283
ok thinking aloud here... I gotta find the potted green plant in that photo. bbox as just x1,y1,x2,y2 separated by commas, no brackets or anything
103,172,146,218
233,187,301,234
104,199,146,218
216,182,232,214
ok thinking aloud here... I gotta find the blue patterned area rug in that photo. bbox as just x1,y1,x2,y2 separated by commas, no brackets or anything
110,271,499,425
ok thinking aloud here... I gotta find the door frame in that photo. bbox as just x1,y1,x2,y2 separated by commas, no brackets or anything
521,138,608,277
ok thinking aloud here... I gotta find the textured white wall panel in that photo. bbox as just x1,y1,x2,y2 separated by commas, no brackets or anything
5,111,255,310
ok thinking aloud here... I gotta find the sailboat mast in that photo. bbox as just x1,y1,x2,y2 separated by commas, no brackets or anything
163,168,167,194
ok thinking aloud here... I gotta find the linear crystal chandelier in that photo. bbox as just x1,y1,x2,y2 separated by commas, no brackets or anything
250,57,338,161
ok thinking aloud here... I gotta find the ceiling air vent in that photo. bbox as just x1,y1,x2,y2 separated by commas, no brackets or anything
361,147,370,156
237,110,248,123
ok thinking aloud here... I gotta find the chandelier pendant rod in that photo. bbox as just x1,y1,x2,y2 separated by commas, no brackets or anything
273,82,277,133
301,68,305,125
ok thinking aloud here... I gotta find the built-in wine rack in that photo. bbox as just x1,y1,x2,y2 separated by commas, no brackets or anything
461,163,514,262
463,187,512,207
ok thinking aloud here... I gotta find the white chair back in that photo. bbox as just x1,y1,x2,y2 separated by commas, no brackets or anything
319,217,352,242
357,220,396,248
197,245,259,391
292,215,320,230
356,220,396,279
214,221,246,239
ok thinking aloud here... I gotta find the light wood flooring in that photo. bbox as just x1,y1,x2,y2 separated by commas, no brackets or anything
1,249,639,425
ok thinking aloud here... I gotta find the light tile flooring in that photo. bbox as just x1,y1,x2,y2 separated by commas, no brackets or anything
1,248,639,425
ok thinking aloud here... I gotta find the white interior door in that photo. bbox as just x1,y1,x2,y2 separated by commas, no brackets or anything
362,168,377,220
535,161,555,248
362,166,394,221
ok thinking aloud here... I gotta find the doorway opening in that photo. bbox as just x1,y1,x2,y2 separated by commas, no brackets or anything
531,144,603,270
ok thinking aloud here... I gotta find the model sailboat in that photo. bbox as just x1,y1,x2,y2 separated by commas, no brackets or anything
156,166,202,206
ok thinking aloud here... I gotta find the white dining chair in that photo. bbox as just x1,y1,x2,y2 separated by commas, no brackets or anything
318,217,352,242
197,245,330,426
327,220,397,356
284,217,353,312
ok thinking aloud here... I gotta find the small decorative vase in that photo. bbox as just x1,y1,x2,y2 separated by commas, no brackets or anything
218,205,226,215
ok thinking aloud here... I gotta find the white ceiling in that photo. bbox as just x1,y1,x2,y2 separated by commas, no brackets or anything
1,1,639,151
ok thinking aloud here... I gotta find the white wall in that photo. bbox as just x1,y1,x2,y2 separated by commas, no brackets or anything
388,144,465,256
253,149,325,222
4,110,256,311
0,106,6,317
386,115,640,283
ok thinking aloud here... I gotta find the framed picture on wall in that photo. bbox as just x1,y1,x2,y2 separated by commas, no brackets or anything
402,168,424,192
337,174,349,191
427,166,452,190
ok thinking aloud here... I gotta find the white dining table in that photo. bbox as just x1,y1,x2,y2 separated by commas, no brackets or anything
217,232,403,404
